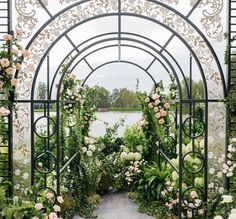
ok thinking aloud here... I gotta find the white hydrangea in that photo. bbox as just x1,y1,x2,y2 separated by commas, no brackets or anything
221,195,233,203
88,144,96,152
172,171,179,181
120,152,128,161
127,152,135,160
137,145,143,152
134,152,142,161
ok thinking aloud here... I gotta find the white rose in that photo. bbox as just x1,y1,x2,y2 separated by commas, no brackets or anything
221,195,233,203
86,150,93,157
218,187,224,194
82,147,87,153
161,191,166,196
152,93,159,100
213,216,223,219
209,168,215,175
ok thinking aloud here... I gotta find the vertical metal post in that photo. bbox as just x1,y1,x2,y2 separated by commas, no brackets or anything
225,0,231,191
178,101,183,219
118,0,121,61
56,100,60,195
7,0,13,196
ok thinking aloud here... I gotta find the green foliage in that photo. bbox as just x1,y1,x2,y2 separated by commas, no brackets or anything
110,88,140,108
133,162,169,201
36,82,47,100
181,77,204,100
123,124,146,152
90,85,111,108
208,192,236,219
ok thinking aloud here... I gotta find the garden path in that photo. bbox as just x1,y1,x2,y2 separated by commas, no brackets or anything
73,192,155,219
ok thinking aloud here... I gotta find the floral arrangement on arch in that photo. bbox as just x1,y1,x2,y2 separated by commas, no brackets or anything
0,31,29,115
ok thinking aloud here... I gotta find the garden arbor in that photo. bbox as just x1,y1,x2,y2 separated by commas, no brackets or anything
0,0,230,218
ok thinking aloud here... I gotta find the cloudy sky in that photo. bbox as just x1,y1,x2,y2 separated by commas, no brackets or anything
13,0,227,95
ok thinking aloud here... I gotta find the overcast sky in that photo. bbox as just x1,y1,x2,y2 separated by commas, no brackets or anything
13,0,227,95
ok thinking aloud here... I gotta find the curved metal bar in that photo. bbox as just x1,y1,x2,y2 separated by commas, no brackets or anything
30,13,208,102
69,44,168,84
26,0,226,99
81,60,159,86
56,36,183,101
49,32,190,99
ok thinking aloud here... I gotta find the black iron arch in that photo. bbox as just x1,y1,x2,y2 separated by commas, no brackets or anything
55,36,184,101
23,2,228,218
26,0,226,97
49,32,190,99
49,42,167,97
29,14,213,103
81,60,163,86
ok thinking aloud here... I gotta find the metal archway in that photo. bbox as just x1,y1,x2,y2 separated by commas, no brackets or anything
9,1,228,218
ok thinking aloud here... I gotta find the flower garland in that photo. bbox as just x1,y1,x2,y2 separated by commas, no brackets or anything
0,31,29,116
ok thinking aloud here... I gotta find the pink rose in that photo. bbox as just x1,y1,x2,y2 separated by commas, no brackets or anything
42,214,48,219
154,99,159,106
15,63,21,70
161,111,168,117
164,102,170,109
154,107,159,112
34,203,43,210
18,45,24,51
46,192,54,199
0,107,10,116
16,29,23,36
6,67,14,76
190,191,198,199
148,103,153,108
22,49,29,58
3,34,12,41
49,212,58,219
159,119,165,125
168,203,173,209
155,113,161,119
53,204,61,212
57,196,64,203
11,78,18,87
32,217,39,219
0,58,10,67
11,48,19,56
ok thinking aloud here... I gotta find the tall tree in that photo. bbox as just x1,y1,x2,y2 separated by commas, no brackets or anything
111,88,140,108
181,77,204,99
36,82,47,100
90,86,111,108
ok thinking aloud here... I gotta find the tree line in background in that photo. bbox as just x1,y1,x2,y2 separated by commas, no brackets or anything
36,78,204,109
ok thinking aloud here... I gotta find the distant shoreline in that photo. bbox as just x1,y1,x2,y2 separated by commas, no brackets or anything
34,108,142,112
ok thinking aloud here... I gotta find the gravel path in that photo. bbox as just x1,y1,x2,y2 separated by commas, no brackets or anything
73,193,155,219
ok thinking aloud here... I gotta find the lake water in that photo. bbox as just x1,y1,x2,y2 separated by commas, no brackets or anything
34,111,142,137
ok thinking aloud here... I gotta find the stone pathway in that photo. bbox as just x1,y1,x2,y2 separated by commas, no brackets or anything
73,193,154,219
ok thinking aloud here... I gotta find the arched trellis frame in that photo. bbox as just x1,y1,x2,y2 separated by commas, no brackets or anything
10,0,227,218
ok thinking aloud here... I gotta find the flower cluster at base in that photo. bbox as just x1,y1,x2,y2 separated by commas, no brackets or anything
32,193,64,219
0,31,29,115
